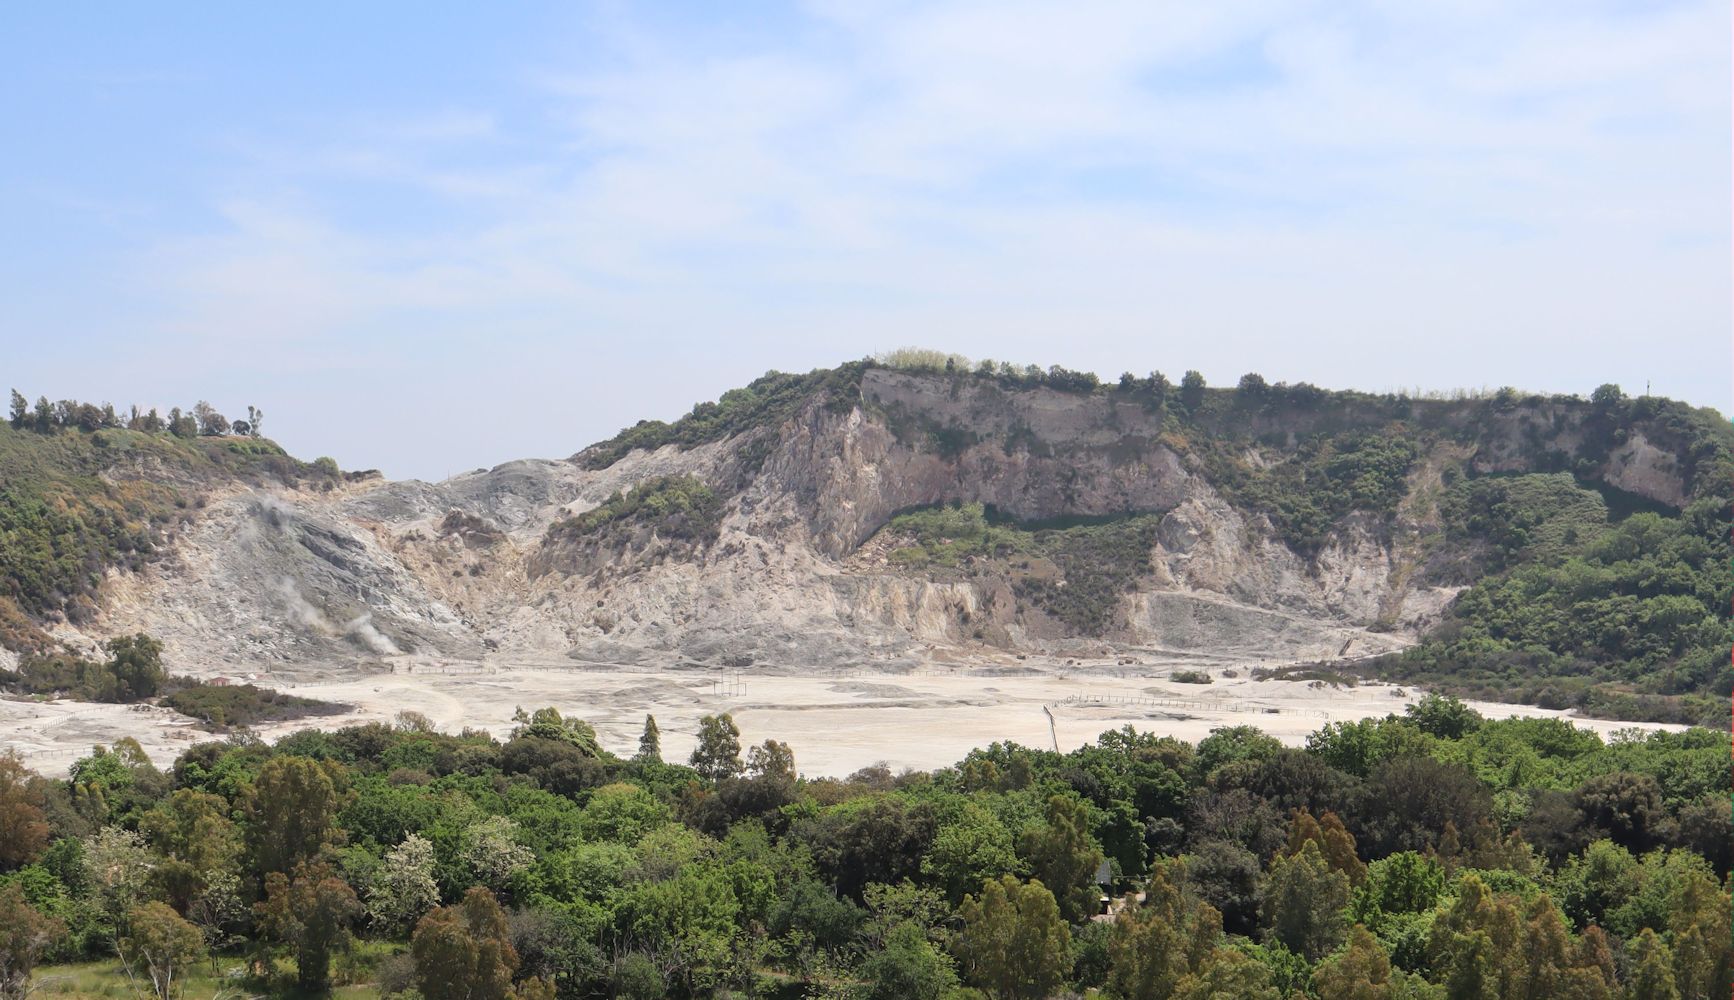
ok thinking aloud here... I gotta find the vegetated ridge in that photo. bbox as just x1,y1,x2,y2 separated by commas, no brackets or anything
1,353,1727,725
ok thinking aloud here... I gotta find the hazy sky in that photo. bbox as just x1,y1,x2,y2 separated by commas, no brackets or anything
3,2,1728,481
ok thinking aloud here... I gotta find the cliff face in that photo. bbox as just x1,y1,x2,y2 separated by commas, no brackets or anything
65,369,1711,676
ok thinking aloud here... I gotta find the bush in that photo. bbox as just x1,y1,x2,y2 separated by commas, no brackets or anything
881,504,1160,635
163,682,345,729
545,476,723,549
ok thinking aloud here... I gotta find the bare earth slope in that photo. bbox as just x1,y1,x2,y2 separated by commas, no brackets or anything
72,368,1702,680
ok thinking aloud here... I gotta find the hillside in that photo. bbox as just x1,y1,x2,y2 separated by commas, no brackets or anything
3,360,1729,725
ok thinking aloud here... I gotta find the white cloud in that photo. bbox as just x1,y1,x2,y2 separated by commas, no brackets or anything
110,0,1729,478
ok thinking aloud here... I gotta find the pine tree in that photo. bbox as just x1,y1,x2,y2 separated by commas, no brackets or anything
637,714,662,762
7,390,24,429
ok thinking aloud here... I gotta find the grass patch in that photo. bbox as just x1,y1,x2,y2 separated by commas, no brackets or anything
33,943,393,1000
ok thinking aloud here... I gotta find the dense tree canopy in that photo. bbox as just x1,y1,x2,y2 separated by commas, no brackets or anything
0,689,1725,1000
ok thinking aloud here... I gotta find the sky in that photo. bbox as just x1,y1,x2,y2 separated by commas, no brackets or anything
2,2,1728,482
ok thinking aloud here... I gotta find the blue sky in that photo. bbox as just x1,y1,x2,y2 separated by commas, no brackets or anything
3,1,1728,481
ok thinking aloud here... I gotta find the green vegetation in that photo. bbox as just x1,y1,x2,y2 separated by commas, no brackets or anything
2,697,1726,1000
883,503,1160,635
1,635,167,703
579,365,869,470
161,683,344,730
850,361,1734,721
1370,506,1732,726
0,413,338,652
1435,473,1612,576
1,634,342,731
544,476,724,550
1201,432,1419,555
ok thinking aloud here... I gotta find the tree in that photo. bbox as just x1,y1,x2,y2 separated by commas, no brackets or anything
1018,794,1105,923
411,888,520,1000
139,789,240,873
1236,373,1270,405
1172,946,1282,1000
1404,694,1482,739
1285,810,1366,886
1671,795,1733,879
1349,853,1445,932
577,783,672,844
1625,929,1679,1000
689,714,743,783
84,827,156,926
7,390,25,429
0,752,48,870
1260,840,1351,961
0,884,64,1000
1313,925,1397,1000
1574,772,1671,854
1183,839,1261,936
368,834,441,936
955,876,1071,1000
191,401,229,436
636,715,662,762
508,707,603,755
246,756,350,875
103,634,166,702
746,739,795,784
1107,860,1221,1000
1180,371,1207,412
1361,757,1492,856
121,902,206,1000
1426,876,1525,1000
167,407,196,438
461,816,534,889
139,787,241,916
616,860,741,994
246,405,264,437
859,921,958,1000
31,397,51,432
1666,867,1733,1000
258,861,362,992
923,801,1022,904
1590,384,1625,411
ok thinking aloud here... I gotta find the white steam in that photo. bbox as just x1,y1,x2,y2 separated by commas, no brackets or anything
273,577,402,655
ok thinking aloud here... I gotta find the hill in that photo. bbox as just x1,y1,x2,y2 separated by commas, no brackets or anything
2,360,1728,726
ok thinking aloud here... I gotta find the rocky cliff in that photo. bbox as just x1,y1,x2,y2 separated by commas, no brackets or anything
21,365,1726,685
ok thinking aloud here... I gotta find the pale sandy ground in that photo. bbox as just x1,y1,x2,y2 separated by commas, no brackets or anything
0,655,1685,778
